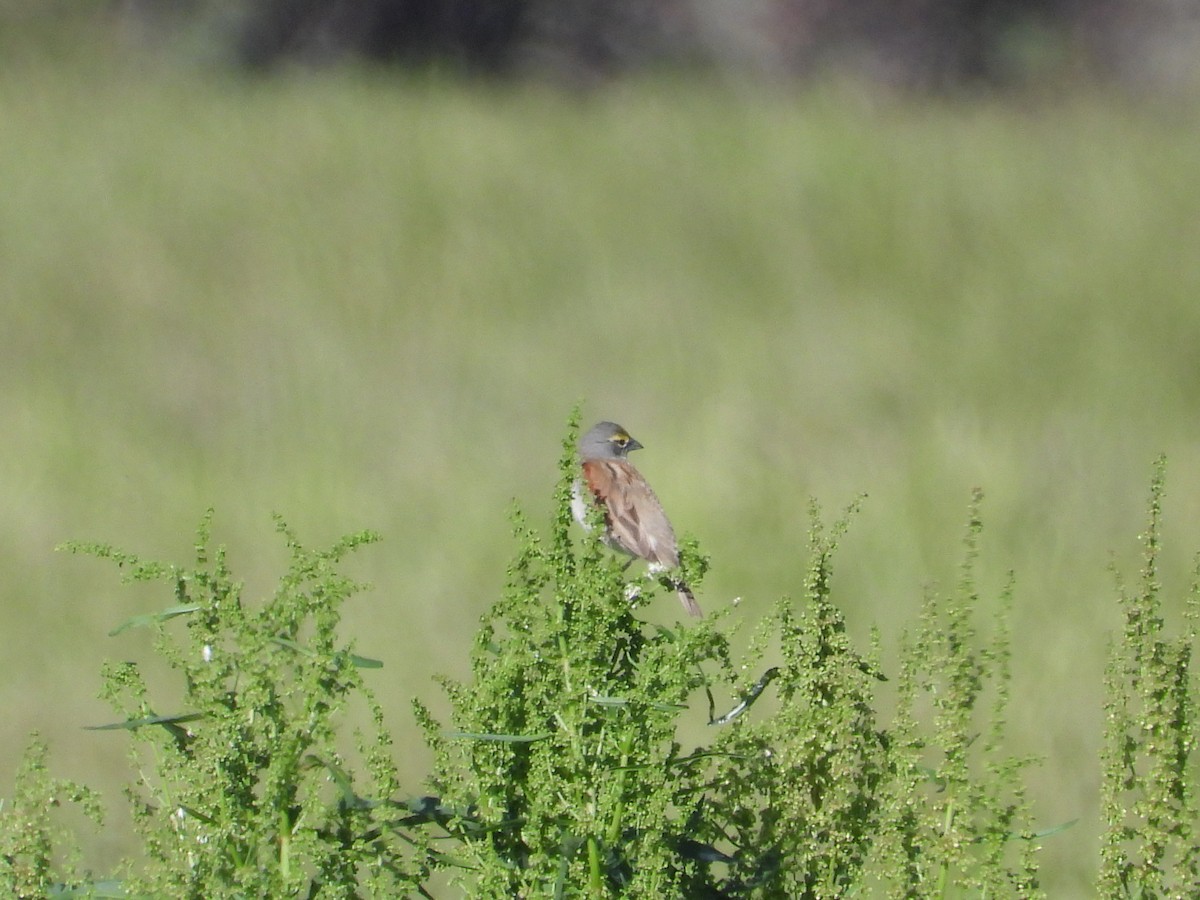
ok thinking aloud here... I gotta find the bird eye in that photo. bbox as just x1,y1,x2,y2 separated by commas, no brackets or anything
611,433,629,447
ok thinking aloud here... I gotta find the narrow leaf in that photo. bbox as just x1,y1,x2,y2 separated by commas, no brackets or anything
590,694,686,712
108,605,200,636
85,712,203,732
271,637,382,668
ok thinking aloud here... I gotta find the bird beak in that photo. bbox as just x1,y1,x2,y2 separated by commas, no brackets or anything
627,438,644,452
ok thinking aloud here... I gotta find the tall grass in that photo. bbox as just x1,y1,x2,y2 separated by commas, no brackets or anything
3,34,1200,893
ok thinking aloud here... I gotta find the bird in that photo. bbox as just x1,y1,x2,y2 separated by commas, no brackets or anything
572,421,702,617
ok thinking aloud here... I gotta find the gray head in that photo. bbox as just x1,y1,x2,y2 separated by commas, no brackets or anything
579,421,643,460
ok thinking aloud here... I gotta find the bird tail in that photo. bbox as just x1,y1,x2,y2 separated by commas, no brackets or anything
675,581,702,617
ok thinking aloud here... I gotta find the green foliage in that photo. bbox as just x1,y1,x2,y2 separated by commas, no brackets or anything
12,434,1200,896
415,411,732,896
870,493,1043,898
417,417,1044,897
0,737,104,898
60,512,433,897
692,500,892,898
1098,458,1200,897
687,492,1044,898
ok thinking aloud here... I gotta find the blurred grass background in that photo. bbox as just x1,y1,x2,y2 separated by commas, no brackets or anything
3,19,1200,895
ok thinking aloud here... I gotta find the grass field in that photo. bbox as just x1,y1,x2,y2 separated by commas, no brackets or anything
3,29,1200,895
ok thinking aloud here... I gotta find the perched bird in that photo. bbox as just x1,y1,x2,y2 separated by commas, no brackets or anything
572,421,702,617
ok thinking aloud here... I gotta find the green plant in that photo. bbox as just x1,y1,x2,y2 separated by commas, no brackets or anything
682,491,1044,898
62,512,434,897
414,414,729,896
33,424,1200,897
1099,457,1200,897
0,737,104,898
867,492,1044,898
416,415,1044,897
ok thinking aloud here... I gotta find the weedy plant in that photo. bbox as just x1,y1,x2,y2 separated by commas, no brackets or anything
1098,457,1200,897
415,415,1045,897
413,420,732,897
6,425,1198,897
51,513,435,897
0,737,104,898
865,495,1045,898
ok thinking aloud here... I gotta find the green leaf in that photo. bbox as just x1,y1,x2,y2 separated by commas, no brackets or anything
1027,818,1079,840
85,712,204,732
270,636,383,668
589,694,687,712
177,805,217,825
108,604,201,635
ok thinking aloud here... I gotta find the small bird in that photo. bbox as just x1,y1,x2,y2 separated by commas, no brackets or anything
572,421,702,617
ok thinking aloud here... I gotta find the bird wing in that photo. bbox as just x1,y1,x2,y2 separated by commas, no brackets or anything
581,458,680,568
581,458,701,616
